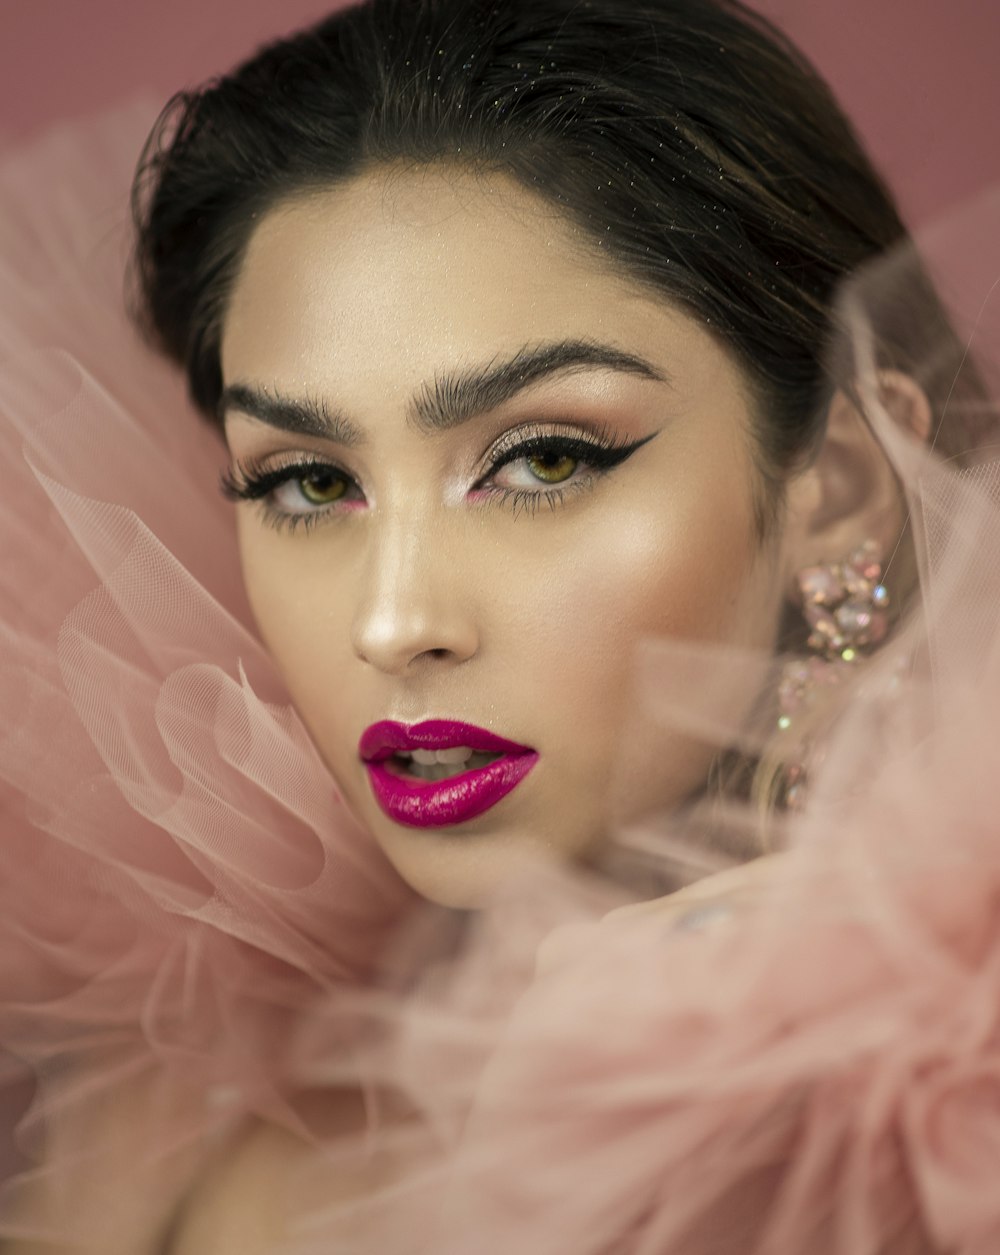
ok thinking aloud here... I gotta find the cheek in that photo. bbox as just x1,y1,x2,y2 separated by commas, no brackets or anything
505,473,772,691
235,522,353,698
490,465,781,818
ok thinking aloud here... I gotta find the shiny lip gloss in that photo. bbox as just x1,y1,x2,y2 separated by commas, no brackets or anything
358,719,538,829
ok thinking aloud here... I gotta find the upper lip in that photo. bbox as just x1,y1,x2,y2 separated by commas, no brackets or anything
359,719,534,763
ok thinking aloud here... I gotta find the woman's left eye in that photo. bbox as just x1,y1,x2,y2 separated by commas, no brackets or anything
479,431,654,500
491,447,583,489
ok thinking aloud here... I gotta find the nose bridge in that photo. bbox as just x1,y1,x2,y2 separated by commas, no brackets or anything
350,502,479,673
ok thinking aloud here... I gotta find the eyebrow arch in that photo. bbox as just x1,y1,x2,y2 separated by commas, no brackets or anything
220,339,668,442
409,340,668,433
219,385,366,446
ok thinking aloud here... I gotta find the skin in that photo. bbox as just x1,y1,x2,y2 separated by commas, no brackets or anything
220,165,809,909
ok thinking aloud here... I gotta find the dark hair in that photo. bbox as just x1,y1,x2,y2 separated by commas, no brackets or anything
131,0,981,515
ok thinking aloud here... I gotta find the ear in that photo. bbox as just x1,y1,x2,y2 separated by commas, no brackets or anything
782,372,932,576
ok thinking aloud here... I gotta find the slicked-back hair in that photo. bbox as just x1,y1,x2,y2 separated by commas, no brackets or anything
132,0,980,519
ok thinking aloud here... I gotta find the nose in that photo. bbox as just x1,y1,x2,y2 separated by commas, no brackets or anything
349,515,480,676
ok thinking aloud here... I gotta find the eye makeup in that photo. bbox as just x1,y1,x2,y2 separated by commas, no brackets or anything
478,421,655,476
221,453,365,533
221,420,659,533
469,423,658,516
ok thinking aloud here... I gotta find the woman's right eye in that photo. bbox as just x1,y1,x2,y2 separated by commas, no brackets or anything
221,458,364,530
274,466,353,508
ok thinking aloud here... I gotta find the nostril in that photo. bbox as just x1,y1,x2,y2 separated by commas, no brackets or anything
349,604,479,673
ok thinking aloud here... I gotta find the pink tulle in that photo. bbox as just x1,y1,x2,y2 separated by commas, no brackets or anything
3,106,1000,1254
0,108,416,1244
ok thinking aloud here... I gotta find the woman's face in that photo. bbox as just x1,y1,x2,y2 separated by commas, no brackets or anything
221,166,794,907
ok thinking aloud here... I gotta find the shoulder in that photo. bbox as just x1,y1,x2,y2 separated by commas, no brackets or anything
167,1086,411,1255
0,1067,208,1255
166,1117,315,1255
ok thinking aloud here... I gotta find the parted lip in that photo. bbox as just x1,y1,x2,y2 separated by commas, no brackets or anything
358,719,533,763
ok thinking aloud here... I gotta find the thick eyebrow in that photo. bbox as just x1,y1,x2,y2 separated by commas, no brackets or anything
220,339,668,442
408,340,668,433
219,384,365,446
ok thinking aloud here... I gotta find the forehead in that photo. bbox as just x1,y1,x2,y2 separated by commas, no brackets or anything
220,165,747,417
226,168,628,357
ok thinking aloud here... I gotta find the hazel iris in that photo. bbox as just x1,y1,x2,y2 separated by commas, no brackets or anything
300,471,348,504
528,453,577,484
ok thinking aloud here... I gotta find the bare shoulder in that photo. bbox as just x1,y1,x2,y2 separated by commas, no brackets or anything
0,1082,411,1255
168,1086,413,1255
166,1116,320,1255
0,1068,208,1255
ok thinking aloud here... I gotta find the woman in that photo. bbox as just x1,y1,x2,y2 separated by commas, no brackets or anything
2,0,999,1250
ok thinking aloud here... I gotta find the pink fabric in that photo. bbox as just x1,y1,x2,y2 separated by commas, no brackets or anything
0,106,416,1243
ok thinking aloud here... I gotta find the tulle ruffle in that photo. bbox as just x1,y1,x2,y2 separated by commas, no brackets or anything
0,108,416,1244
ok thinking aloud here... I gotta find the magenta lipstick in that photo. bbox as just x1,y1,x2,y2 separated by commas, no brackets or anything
359,719,538,828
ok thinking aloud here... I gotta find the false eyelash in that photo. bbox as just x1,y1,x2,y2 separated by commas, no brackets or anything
481,483,585,519
220,455,355,535
220,454,341,503
261,508,328,536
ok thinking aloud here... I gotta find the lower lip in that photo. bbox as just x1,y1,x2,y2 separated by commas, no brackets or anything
364,753,539,829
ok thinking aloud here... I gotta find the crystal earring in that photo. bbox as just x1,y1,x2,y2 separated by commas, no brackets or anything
776,540,891,808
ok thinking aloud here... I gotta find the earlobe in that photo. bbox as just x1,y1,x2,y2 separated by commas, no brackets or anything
783,372,932,578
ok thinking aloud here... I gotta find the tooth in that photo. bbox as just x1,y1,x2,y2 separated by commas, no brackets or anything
410,761,459,782
411,749,439,766
436,746,474,765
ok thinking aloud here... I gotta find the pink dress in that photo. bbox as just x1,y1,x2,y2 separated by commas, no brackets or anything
2,105,1000,1253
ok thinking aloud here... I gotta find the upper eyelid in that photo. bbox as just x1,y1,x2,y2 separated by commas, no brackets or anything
484,441,612,479
220,452,357,503
482,424,624,466
244,450,358,484
486,426,651,472
230,443,350,466
228,422,635,489
230,423,614,472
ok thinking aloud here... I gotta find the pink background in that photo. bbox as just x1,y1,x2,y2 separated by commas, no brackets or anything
1,0,997,229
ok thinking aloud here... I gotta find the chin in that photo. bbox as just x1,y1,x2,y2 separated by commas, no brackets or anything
370,815,599,910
